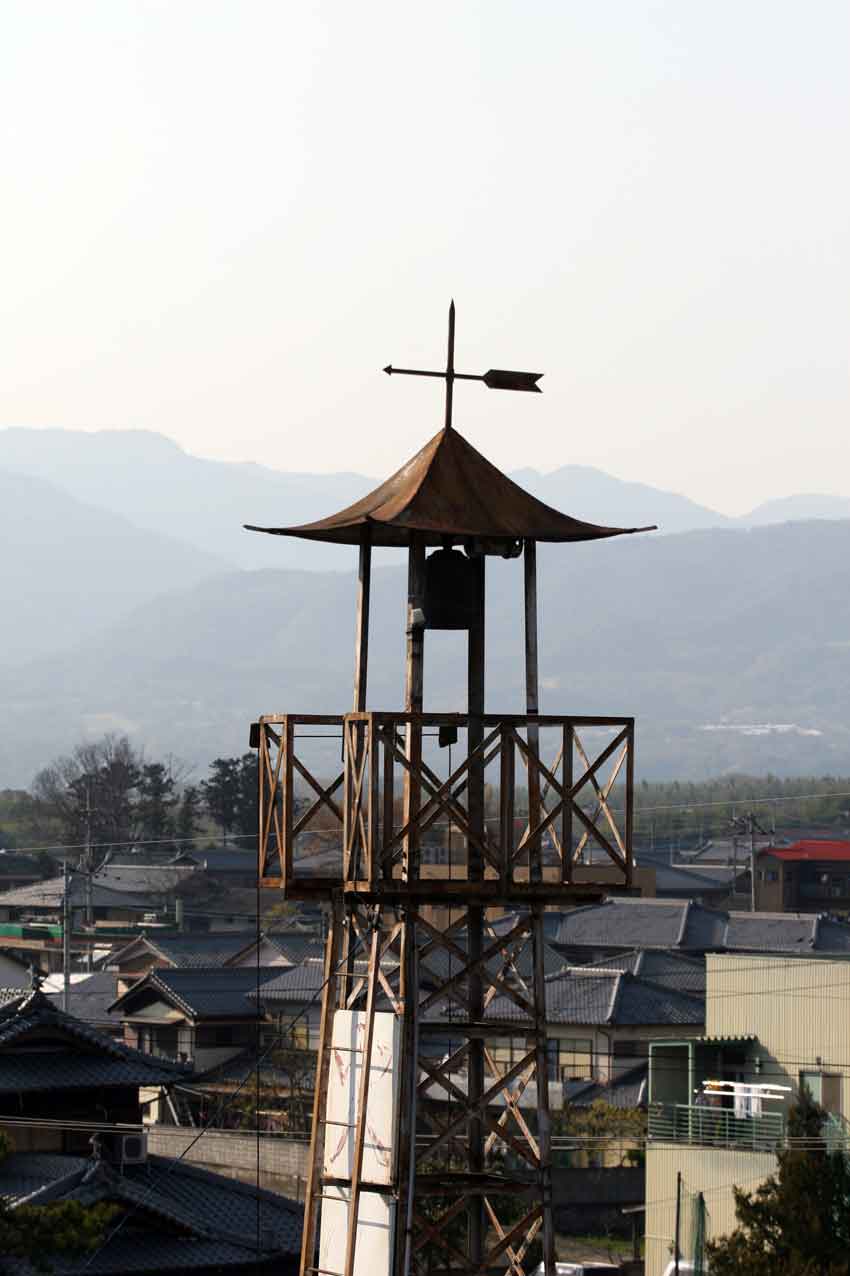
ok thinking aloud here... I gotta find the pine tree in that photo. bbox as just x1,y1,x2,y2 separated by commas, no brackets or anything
136,762,177,844
176,784,203,850
201,757,241,841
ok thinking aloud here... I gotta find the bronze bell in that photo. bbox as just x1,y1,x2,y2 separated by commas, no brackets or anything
423,547,477,629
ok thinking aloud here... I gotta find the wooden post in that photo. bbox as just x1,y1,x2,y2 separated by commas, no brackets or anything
524,540,542,883
562,722,574,884
343,925,381,1276
403,533,426,881
353,527,372,712
532,903,556,1276
299,894,342,1276
625,720,635,889
467,552,486,1268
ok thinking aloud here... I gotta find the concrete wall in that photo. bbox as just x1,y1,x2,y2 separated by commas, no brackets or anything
147,1125,310,1197
551,1165,643,1234
645,1144,775,1276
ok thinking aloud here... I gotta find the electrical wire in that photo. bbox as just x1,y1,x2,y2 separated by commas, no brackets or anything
10,783,850,856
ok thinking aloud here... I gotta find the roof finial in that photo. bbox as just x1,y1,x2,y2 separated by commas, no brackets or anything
382,302,543,434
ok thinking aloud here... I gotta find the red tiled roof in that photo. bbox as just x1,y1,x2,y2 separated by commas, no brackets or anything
760,840,850,862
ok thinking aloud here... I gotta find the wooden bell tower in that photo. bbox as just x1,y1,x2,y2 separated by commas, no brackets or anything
250,305,653,1276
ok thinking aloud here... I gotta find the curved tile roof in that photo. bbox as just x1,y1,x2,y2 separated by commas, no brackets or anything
247,426,654,548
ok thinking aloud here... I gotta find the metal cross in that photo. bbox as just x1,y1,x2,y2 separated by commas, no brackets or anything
383,301,542,431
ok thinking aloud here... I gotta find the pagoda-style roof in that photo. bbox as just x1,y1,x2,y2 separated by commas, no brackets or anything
246,426,655,548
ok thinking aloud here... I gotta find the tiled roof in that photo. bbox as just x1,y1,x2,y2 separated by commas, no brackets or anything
268,933,325,966
112,967,283,1019
546,897,850,954
564,1062,648,1109
0,1151,302,1273
251,959,327,1002
93,864,195,894
108,931,259,969
44,971,120,1025
483,967,705,1028
583,949,707,996
651,863,737,895
197,1047,313,1090
0,988,189,1092
0,876,145,911
760,840,850,862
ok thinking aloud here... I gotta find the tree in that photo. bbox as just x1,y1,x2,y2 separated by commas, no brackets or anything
32,735,143,859
706,1090,850,1276
235,752,259,837
0,1131,118,1273
201,757,241,841
175,783,203,850
136,762,177,844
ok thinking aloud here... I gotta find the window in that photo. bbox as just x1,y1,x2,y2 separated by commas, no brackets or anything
560,1038,593,1080
800,1071,842,1114
767,871,779,883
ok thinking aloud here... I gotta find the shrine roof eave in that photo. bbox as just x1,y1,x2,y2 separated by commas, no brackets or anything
244,426,656,548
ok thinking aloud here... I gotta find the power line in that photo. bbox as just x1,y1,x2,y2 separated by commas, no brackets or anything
9,784,850,857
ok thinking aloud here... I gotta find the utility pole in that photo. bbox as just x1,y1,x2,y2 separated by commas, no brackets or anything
62,859,71,1013
83,780,94,972
674,1169,682,1276
730,812,767,911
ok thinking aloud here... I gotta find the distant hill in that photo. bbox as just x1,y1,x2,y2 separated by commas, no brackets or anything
2,519,850,786
4,428,849,576
0,468,226,663
512,464,731,534
741,494,850,526
0,428,375,570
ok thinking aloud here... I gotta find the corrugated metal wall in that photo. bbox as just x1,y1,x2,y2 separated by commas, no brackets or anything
706,953,850,1112
645,1145,776,1276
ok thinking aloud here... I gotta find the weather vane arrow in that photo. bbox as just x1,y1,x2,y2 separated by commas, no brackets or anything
383,301,543,430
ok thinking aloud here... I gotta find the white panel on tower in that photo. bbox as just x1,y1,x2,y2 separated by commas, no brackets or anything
322,1009,400,1185
319,1186,394,1276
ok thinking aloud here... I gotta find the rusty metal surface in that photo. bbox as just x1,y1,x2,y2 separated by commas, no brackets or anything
246,426,656,547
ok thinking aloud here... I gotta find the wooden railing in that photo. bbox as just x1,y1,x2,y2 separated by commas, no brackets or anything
257,712,634,898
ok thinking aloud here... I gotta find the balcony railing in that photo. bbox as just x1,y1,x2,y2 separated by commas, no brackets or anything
648,1102,785,1151
256,711,635,899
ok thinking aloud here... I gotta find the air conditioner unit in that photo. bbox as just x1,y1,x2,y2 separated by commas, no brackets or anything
119,1132,148,1165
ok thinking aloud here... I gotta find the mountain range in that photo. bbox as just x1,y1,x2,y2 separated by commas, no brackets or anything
2,426,850,786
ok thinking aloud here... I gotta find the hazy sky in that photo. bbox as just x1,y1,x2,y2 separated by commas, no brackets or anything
1,1,847,514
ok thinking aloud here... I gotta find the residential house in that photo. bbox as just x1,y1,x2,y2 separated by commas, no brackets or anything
0,875,149,929
43,970,124,1035
0,978,188,1155
0,980,302,1273
0,875,152,972
644,951,850,1275
646,861,742,906
111,966,283,1071
483,964,705,1085
103,929,318,995
0,851,43,892
754,839,850,913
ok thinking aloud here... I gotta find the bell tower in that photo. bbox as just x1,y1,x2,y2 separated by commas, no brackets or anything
250,305,654,1276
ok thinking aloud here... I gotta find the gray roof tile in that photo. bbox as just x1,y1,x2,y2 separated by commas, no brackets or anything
546,897,850,954
113,966,283,1019
0,988,189,1091
483,967,704,1028
0,1152,302,1273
